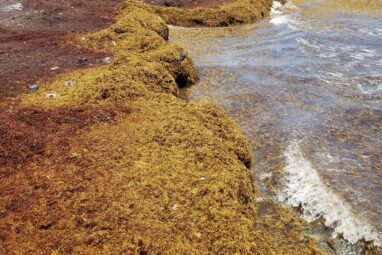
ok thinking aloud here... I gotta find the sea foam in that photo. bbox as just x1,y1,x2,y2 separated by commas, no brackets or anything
270,1,299,30
277,141,382,246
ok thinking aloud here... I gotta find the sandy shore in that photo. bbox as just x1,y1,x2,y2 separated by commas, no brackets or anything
1,0,325,254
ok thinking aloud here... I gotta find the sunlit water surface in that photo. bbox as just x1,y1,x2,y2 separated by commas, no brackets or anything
171,0,382,250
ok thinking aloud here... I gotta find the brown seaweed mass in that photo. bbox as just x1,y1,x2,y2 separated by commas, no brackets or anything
142,0,235,9
0,0,325,254
143,0,274,27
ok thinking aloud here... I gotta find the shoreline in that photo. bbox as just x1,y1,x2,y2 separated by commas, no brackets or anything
0,0,343,253
168,3,382,254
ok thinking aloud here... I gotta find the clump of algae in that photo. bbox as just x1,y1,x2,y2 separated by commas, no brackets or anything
1,0,325,254
141,0,274,27
21,2,197,107
21,52,186,107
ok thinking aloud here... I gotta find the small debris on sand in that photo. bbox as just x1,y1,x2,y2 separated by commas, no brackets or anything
28,84,39,92
64,80,75,86
102,56,112,64
45,93,60,98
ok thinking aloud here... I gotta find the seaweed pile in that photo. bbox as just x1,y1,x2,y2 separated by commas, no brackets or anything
144,0,274,27
1,0,323,254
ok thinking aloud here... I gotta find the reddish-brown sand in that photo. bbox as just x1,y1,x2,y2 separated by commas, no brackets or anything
0,0,123,101
0,105,128,168
0,29,110,101
21,0,122,32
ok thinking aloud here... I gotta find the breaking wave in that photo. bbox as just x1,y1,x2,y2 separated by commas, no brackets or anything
277,141,382,246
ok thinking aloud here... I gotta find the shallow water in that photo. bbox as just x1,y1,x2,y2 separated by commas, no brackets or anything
171,0,382,250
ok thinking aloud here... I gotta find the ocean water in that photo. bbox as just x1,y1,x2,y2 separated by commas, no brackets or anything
170,0,382,250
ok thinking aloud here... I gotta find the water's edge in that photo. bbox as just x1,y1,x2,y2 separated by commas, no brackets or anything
172,0,382,253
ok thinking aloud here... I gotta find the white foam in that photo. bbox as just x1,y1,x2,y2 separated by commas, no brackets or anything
271,1,283,11
270,1,299,30
277,141,382,246
270,1,288,23
259,172,273,180
270,15,290,25
2,2,23,11
357,83,382,97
